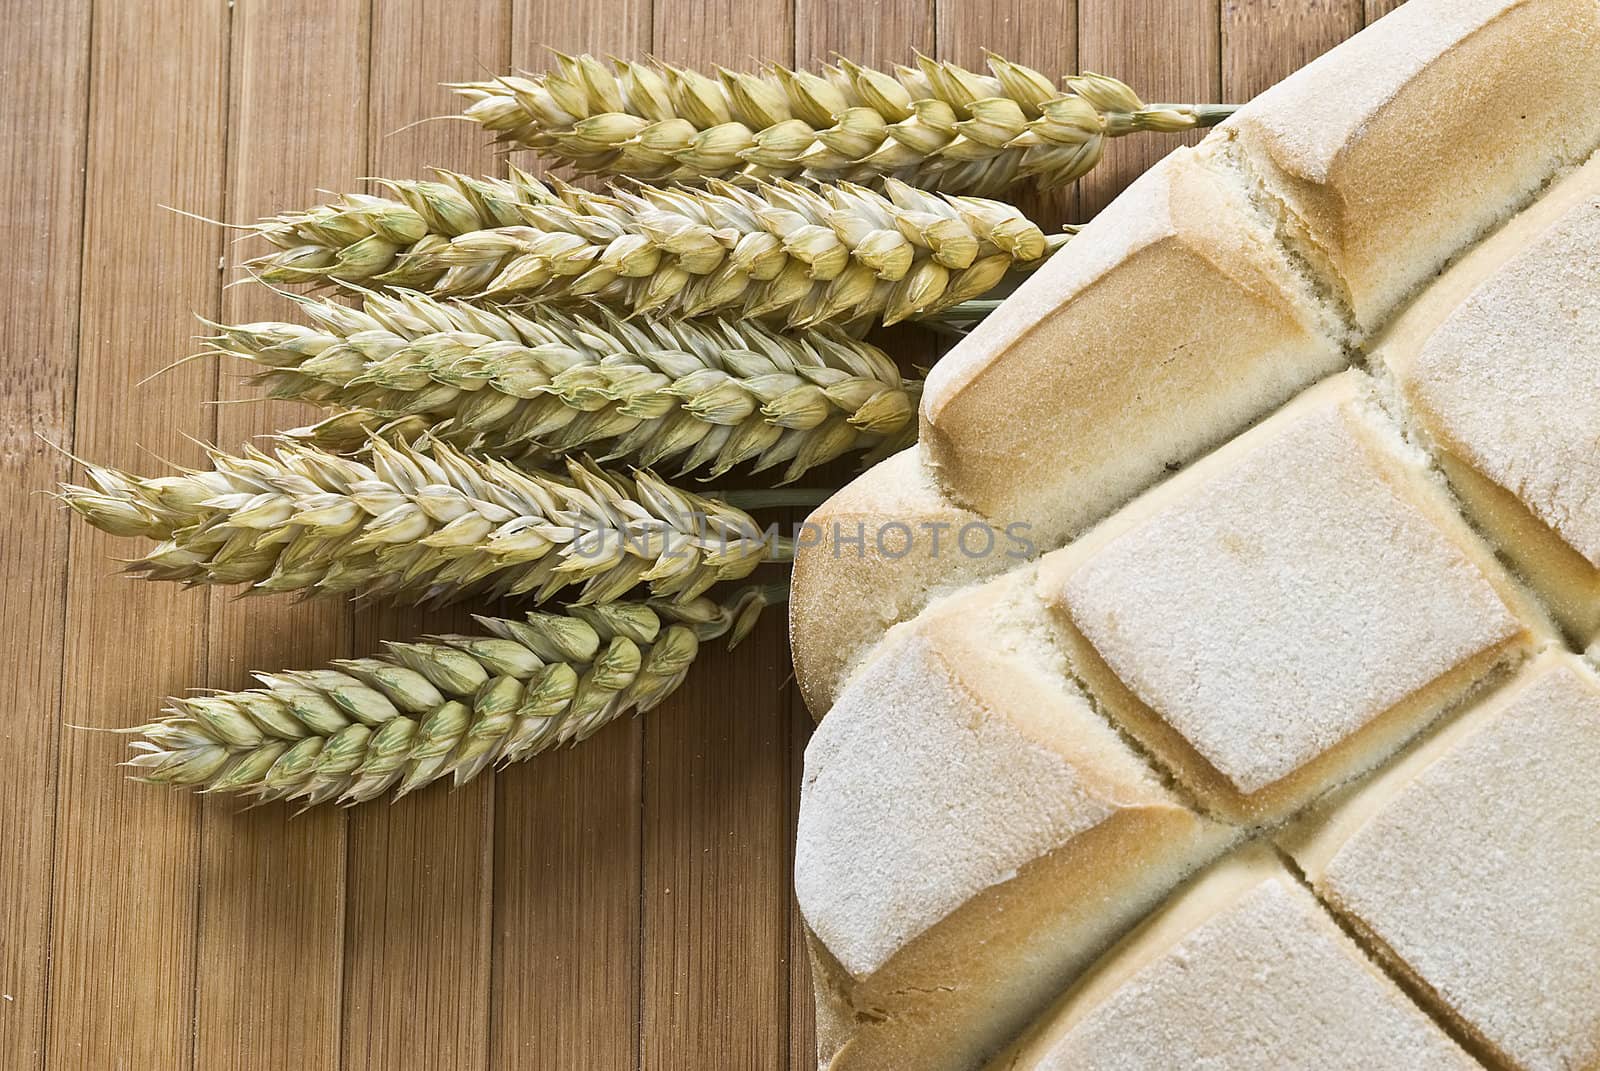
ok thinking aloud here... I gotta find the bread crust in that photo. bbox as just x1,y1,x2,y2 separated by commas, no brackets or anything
1279,654,1600,1071
987,845,1479,1071
795,572,1232,1071
788,445,1021,718
1223,0,1600,334
919,146,1344,549
1036,373,1546,824
1375,152,1600,647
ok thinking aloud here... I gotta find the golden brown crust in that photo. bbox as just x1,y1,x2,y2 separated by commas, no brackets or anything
812,806,1230,1071
1374,153,1600,647
792,4,1600,1066
919,146,1344,549
788,446,1021,718
989,846,1479,1070
1224,0,1600,334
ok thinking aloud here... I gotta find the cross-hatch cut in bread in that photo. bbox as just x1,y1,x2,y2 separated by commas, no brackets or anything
1221,0,1600,335
795,570,1233,1071
789,1,1600,1068
919,143,1347,551
1376,152,1600,648
1038,371,1543,824
794,0,1600,720
1280,653,1600,1071
986,845,1481,1071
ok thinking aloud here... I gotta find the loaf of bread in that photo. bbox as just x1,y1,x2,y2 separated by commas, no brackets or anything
791,1,1600,1067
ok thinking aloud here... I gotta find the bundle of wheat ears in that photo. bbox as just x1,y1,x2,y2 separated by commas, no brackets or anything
58,51,1223,806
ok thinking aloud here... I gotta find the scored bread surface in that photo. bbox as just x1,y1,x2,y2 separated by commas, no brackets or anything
987,846,1479,1071
1223,0,1600,333
1377,152,1600,646
791,1,1600,1068
918,144,1345,549
796,570,1232,1070
1279,654,1600,1071
1037,371,1541,823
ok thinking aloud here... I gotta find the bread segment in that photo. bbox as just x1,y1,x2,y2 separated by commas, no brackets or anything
1280,653,1600,1071
920,145,1345,549
789,446,1023,718
1221,0,1600,335
987,844,1478,1071
795,569,1232,1071
1377,153,1600,646
1038,371,1543,824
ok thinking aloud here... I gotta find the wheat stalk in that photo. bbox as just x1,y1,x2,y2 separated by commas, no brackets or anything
248,168,1066,327
59,438,794,606
122,585,778,806
451,53,1234,195
208,290,919,482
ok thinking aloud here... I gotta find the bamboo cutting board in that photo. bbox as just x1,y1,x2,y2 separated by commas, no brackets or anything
0,1,1385,1067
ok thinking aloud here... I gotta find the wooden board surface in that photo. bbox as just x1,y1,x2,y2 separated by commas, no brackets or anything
0,1,1370,1067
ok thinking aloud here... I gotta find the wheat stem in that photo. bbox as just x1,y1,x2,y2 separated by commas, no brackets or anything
247,168,1066,327
59,438,789,606
122,584,781,806
451,54,1233,196
208,289,920,482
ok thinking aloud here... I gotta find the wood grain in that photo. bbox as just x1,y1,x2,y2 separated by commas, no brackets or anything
339,4,508,1070
0,4,1376,1069
489,4,654,1070
797,0,932,68
1077,0,1221,215
46,1,229,1068
1222,0,1360,99
190,3,369,1069
638,8,798,1067
938,0,1079,225
0,3,90,1068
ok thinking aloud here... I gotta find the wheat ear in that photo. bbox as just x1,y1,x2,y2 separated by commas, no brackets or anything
247,168,1066,327
452,54,1233,196
207,290,919,482
59,438,795,606
122,585,777,806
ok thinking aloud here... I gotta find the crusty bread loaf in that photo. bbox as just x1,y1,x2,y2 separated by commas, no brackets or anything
796,569,1232,1071
1279,653,1600,1071
792,2,1600,1065
1376,152,1600,646
1219,0,1600,334
1036,371,1547,824
986,845,1479,1071
788,446,1021,718
920,144,1345,547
